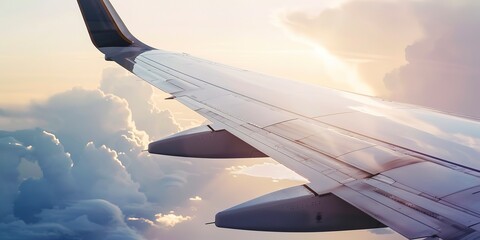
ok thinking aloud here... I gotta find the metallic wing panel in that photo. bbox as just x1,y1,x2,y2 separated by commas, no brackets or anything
442,186,480,215
334,178,480,239
382,162,480,199
317,110,480,172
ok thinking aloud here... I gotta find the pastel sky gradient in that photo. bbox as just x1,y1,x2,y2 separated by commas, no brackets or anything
1,0,478,239
0,0,360,105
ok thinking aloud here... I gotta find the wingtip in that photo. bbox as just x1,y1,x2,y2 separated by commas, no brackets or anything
77,0,147,49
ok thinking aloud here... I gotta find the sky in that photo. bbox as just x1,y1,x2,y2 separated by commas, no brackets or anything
0,0,479,239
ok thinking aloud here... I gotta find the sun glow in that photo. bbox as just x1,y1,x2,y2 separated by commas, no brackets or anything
312,46,374,95
273,8,376,96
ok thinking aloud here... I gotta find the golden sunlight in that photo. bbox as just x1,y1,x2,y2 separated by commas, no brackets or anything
312,45,375,95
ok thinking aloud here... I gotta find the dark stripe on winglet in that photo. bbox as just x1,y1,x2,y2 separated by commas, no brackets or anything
77,0,135,48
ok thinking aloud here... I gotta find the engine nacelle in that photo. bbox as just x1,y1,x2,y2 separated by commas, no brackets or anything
148,125,267,158
215,185,385,232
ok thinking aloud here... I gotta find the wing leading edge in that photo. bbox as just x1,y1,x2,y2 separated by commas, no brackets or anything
77,1,480,239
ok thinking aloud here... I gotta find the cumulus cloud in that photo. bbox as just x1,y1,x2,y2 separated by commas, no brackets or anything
0,128,143,239
71,142,147,208
0,87,149,157
0,68,214,239
383,1,480,118
0,135,30,221
127,211,192,230
0,127,147,225
100,68,182,140
0,200,145,240
277,0,422,62
0,129,75,224
276,0,480,118
154,212,192,228
275,0,422,95
36,200,145,240
189,196,202,201
0,221,74,240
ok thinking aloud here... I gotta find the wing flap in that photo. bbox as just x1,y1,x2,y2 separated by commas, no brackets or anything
333,178,480,239
443,186,480,216
364,178,480,227
381,162,480,199
337,146,421,175
333,185,439,239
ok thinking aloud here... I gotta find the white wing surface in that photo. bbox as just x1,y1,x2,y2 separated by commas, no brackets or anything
77,1,480,239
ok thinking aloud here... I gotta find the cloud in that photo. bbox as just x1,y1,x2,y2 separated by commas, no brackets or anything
0,129,146,239
0,129,75,224
0,221,73,240
277,0,422,61
383,1,480,118
0,68,207,239
127,211,192,229
37,200,145,240
0,135,30,221
276,0,480,118
0,200,145,240
0,87,150,158
71,142,147,208
275,0,422,95
100,68,182,140
154,212,192,228
189,196,202,201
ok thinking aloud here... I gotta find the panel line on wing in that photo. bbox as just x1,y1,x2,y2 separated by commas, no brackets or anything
199,108,371,187
136,54,329,119
336,180,479,239
183,96,373,181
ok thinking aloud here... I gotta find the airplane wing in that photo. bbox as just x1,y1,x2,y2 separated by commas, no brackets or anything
77,1,480,239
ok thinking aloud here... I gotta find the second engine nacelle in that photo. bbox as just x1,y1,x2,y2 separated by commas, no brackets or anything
148,125,267,159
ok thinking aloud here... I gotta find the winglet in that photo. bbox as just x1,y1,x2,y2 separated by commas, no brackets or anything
77,0,150,49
